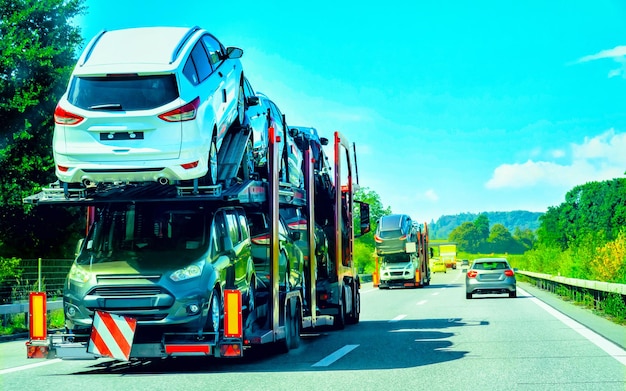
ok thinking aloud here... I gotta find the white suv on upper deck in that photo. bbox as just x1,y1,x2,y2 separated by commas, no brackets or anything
53,26,245,187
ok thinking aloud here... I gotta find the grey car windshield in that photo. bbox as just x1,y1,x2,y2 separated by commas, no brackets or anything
78,203,211,264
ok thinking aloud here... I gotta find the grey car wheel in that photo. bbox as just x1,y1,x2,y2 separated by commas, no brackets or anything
208,290,221,333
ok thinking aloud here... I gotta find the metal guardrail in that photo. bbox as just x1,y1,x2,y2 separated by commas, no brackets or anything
517,271,626,295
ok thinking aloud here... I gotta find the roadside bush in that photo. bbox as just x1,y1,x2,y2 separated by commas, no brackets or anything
600,293,626,324
589,230,626,284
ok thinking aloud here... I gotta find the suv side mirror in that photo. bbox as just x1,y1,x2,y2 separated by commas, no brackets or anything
246,96,259,107
226,47,243,59
75,238,84,257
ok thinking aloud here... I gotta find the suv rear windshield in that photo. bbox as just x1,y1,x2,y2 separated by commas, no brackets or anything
68,74,179,111
379,229,403,239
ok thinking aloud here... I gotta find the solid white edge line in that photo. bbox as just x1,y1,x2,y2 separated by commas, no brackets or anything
389,314,407,322
0,358,62,375
518,286,626,366
416,300,427,305
312,344,359,367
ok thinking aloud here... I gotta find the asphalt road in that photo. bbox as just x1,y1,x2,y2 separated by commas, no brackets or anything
1,269,625,391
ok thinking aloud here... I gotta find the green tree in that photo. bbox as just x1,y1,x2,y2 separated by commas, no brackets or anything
449,221,480,252
0,0,86,257
354,187,390,273
487,224,513,253
513,227,536,250
474,213,490,242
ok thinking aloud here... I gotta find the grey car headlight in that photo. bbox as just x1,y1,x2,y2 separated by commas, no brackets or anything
170,262,204,282
68,263,90,283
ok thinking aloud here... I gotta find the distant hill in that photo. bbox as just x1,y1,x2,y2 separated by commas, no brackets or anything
429,211,543,240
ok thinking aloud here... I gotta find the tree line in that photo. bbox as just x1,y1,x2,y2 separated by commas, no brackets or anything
514,178,626,284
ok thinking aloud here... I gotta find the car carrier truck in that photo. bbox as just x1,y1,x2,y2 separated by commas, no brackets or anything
377,222,430,289
24,122,369,360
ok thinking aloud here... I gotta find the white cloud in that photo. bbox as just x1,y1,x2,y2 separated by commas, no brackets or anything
575,46,626,78
576,46,626,63
486,130,626,189
551,149,565,158
572,129,626,164
424,189,439,201
411,189,439,202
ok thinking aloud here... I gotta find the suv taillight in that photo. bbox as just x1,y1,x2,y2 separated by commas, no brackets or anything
251,234,270,245
158,97,200,122
54,105,84,125
288,219,307,231
467,270,478,278
374,235,383,243
504,269,515,277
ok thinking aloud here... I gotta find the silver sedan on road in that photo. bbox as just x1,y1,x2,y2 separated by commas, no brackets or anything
465,257,517,299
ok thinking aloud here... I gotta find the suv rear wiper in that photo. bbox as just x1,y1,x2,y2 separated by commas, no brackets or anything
89,103,123,110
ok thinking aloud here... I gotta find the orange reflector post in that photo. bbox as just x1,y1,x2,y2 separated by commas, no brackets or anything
224,289,242,338
29,292,47,340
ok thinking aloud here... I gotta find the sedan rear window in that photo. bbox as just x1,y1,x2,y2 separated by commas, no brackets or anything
473,261,508,270
68,74,179,111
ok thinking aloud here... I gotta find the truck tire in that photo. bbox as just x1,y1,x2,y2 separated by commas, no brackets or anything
278,304,292,354
289,303,301,349
346,290,360,325
333,295,345,330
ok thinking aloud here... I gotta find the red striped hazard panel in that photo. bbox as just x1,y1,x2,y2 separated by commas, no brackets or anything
87,311,137,361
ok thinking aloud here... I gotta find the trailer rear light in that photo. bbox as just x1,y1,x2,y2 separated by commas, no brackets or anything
181,161,199,170
251,234,270,245
26,342,49,359
504,269,515,277
158,97,200,122
287,219,307,230
467,270,478,278
220,343,242,357
165,344,210,355
54,105,84,125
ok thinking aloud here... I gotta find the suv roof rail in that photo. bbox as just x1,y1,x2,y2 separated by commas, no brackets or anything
80,29,107,66
171,25,201,64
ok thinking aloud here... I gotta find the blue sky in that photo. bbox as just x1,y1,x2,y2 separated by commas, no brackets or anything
76,0,626,223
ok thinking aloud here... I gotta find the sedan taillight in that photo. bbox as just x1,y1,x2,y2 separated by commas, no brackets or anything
467,270,478,278
158,97,200,122
54,105,84,125
504,269,515,277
